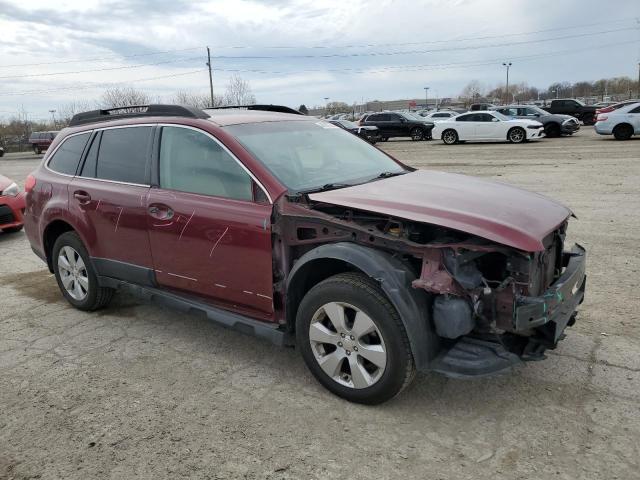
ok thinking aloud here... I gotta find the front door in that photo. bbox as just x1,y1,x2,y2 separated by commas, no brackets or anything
474,113,500,139
70,126,154,279
147,125,274,319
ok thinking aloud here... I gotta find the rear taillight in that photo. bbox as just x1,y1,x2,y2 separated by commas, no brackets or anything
597,115,607,122
25,174,36,193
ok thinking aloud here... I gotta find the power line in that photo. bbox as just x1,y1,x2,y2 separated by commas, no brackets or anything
206,27,637,59
0,56,202,80
0,70,207,96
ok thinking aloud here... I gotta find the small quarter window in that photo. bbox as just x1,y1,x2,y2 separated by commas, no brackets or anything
48,132,91,175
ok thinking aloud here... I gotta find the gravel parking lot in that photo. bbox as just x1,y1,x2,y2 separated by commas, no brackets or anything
1,129,639,480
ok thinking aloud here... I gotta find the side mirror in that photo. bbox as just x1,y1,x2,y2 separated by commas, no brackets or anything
399,117,406,123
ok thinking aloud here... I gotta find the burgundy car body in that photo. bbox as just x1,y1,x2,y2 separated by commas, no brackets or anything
24,106,586,379
0,174,26,231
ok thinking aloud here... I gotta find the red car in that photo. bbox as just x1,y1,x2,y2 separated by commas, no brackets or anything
596,99,640,115
0,174,26,233
28,131,59,154
24,104,586,404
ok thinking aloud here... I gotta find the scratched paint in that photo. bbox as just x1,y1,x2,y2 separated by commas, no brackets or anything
209,226,229,258
114,207,123,232
178,211,195,240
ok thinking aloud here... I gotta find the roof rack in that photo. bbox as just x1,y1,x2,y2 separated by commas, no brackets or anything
69,104,210,126
205,104,303,115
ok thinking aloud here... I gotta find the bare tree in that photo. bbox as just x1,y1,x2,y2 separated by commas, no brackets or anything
172,90,224,108
99,87,152,111
460,80,486,102
57,99,95,126
224,75,256,106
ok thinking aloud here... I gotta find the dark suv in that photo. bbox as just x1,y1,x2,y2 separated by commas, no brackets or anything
360,112,434,141
24,104,586,404
28,131,59,154
494,105,580,137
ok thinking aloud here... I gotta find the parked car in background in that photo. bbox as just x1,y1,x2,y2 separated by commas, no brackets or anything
0,145,4,157
361,111,434,141
592,101,617,108
421,111,458,122
543,99,597,125
23,104,586,404
595,99,640,115
595,102,640,140
28,131,59,154
470,103,497,111
0,174,26,233
494,105,580,137
432,111,544,144
328,119,381,144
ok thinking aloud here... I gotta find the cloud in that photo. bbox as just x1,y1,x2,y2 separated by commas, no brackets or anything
0,0,638,119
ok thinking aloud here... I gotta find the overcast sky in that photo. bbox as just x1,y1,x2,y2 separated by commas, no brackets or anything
1,0,639,121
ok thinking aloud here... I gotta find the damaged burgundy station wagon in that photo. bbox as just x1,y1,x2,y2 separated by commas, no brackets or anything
24,104,586,404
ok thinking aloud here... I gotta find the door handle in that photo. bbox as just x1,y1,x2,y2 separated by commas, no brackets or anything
73,190,91,203
148,204,174,220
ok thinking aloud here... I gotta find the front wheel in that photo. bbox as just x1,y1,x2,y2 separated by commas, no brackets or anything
442,129,458,145
508,127,526,143
52,232,114,311
296,272,415,404
410,127,424,141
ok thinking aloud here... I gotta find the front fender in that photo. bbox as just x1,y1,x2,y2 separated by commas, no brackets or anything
287,242,440,370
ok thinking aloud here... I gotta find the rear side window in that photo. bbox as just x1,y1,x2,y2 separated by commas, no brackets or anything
80,132,101,178
159,126,252,201
47,132,91,175
629,106,640,114
95,127,152,184
456,114,474,122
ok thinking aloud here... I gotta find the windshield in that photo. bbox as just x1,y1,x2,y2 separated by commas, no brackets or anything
528,106,547,115
225,120,406,192
339,120,358,128
491,111,511,121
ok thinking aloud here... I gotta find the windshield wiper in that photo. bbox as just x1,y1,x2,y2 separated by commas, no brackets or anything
297,182,352,195
375,171,407,179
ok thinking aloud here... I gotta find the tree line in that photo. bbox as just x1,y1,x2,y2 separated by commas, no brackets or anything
0,75,256,151
459,76,639,104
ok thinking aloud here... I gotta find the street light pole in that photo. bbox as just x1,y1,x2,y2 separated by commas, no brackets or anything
502,62,512,104
424,87,429,109
206,47,214,107
324,97,330,116
48,109,56,127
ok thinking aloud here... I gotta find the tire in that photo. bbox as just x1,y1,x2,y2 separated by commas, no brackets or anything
613,123,633,141
508,127,526,144
410,127,424,141
380,137,389,142
582,114,595,126
295,272,415,405
2,225,23,234
545,123,561,137
442,129,458,145
52,231,114,311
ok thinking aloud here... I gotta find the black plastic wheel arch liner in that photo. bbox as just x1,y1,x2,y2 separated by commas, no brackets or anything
286,242,440,371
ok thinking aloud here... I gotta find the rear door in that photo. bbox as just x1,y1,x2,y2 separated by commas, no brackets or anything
628,105,640,132
147,125,274,319
70,125,154,282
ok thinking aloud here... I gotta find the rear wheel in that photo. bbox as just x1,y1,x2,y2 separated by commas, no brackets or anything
296,272,415,404
613,123,633,140
52,232,114,311
442,129,458,145
508,127,526,144
545,123,561,137
410,127,424,141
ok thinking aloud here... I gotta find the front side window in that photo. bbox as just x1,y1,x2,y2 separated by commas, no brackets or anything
47,132,91,175
96,126,152,184
225,120,406,193
159,126,253,201
456,114,475,122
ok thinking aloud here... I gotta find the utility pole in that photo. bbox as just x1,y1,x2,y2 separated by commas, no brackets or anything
502,62,512,104
206,46,214,107
424,87,429,109
637,62,640,98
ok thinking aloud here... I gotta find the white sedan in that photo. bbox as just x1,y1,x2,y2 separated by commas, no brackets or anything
432,111,545,144
420,110,459,122
595,101,640,140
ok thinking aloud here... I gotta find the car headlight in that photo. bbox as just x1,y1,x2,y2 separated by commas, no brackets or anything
1,182,19,197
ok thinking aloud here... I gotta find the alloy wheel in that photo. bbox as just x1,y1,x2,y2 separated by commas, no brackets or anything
509,128,525,143
57,246,89,301
308,301,387,389
443,130,457,144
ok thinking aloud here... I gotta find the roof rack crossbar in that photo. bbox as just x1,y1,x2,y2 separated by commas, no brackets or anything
205,104,303,115
69,104,210,126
